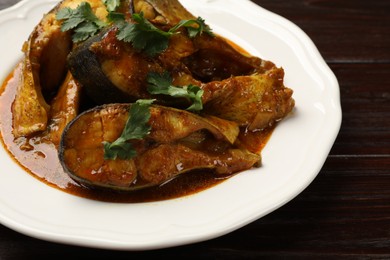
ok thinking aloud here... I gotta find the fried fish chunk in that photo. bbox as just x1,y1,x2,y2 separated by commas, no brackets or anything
12,0,108,138
59,104,258,191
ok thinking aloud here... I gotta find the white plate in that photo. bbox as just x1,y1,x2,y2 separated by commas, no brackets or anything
0,0,341,250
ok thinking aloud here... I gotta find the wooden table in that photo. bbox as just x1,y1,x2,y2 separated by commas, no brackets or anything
1,0,389,258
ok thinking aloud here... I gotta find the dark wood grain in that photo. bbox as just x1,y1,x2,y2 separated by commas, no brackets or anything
258,0,390,63
1,0,389,259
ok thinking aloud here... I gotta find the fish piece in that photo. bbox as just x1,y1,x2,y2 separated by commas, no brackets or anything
12,2,70,138
11,53,51,138
45,72,83,146
67,24,201,105
202,67,295,130
137,143,259,185
183,34,276,82
59,103,258,191
131,0,275,76
11,0,108,138
68,27,164,105
131,0,195,25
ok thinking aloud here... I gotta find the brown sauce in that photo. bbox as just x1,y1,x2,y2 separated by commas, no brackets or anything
0,63,273,203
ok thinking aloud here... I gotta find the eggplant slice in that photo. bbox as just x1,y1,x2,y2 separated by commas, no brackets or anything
59,103,259,191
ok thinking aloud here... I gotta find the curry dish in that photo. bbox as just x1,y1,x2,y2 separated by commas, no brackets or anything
0,0,294,202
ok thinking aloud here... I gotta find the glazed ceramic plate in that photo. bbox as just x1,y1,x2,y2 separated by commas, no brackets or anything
0,0,341,250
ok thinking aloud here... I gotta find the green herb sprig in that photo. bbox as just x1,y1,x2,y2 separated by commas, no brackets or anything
103,99,154,160
56,2,108,43
116,13,214,56
171,17,214,38
147,72,204,112
116,12,172,57
102,0,121,12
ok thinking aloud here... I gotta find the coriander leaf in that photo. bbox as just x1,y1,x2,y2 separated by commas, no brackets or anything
185,85,205,111
131,12,172,38
147,72,204,112
103,0,121,12
104,99,155,160
103,139,136,160
56,2,108,43
56,7,85,31
56,7,73,20
72,22,101,42
116,12,172,57
107,12,125,23
169,17,214,38
116,13,214,56
116,22,169,57
121,99,154,139
146,71,172,89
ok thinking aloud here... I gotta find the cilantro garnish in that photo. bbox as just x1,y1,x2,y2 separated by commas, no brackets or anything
102,0,121,12
116,12,172,57
103,99,155,160
103,0,125,22
107,11,125,23
170,17,214,38
116,12,214,57
147,72,204,112
56,2,108,42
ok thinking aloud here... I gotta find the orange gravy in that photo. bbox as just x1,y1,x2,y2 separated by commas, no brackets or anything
0,63,273,203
